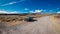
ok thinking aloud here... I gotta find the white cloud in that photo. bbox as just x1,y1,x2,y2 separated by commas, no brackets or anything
35,10,43,13
30,11,35,13
9,11,19,14
24,8,29,10
9,2,17,4
0,10,8,13
57,8,59,10
0,0,25,6
0,10,19,14
30,10,43,13
1,2,17,6
43,10,47,11
57,11,60,13
49,10,53,11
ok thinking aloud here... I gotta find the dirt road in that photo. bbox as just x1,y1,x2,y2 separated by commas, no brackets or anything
2,16,60,34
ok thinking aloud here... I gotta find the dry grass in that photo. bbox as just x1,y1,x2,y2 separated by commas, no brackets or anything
0,14,42,26
0,14,58,26
0,15,24,26
49,15,60,34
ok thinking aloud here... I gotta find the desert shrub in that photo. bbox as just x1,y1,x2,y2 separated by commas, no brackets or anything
18,18,23,21
1,19,6,22
12,19,16,21
54,16,60,18
6,20,10,22
0,31,2,34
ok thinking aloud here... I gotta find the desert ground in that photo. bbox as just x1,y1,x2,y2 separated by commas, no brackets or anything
0,14,60,34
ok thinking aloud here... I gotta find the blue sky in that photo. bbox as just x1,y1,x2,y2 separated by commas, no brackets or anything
0,0,60,14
